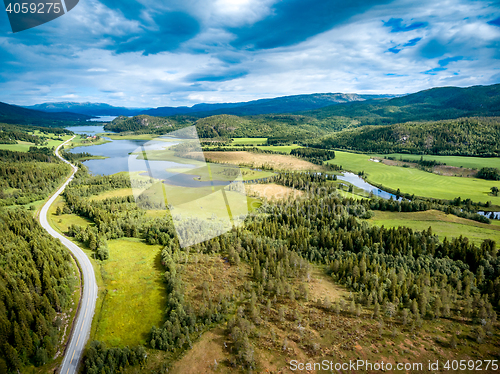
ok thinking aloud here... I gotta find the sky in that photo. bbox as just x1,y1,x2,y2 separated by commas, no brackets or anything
0,0,500,107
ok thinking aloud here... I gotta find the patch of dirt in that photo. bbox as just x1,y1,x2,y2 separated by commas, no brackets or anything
246,183,304,201
433,165,476,177
170,328,230,374
203,151,325,171
181,254,249,313
307,268,347,303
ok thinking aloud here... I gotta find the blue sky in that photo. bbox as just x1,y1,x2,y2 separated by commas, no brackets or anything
1,0,499,107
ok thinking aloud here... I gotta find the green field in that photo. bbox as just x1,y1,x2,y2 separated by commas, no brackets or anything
368,210,500,246
374,153,500,170
0,133,73,152
94,238,166,347
256,144,302,154
230,137,267,145
48,195,166,347
328,151,500,205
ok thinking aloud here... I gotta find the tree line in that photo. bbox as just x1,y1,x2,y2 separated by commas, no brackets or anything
0,148,71,206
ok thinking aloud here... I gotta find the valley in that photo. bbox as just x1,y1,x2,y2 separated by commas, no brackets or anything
1,84,500,374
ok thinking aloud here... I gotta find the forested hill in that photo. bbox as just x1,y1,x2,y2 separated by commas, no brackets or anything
0,147,71,206
316,117,500,156
104,113,350,141
0,210,76,372
303,84,500,125
0,102,92,127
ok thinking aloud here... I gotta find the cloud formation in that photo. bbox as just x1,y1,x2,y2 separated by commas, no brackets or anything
0,0,499,107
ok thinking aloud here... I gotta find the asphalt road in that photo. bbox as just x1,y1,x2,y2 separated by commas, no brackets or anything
39,136,98,374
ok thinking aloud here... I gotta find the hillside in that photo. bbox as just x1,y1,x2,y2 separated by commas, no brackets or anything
104,113,357,143
304,84,500,125
25,102,148,116
316,117,500,156
0,102,92,127
103,115,187,133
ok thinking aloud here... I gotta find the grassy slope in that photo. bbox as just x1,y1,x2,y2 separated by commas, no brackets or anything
256,144,302,154
0,133,73,152
328,151,500,204
368,210,500,246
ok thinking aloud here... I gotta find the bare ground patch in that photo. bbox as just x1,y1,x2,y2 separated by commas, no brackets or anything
171,328,230,374
246,183,304,201
180,254,249,314
308,267,348,303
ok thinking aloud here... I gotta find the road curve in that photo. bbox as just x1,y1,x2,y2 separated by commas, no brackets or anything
39,136,98,374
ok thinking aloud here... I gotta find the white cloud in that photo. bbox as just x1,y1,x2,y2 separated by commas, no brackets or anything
0,0,498,106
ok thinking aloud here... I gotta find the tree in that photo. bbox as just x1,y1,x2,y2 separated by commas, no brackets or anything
373,302,380,319
450,333,458,349
491,187,499,196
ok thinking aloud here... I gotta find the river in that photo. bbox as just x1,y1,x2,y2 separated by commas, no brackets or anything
65,126,499,218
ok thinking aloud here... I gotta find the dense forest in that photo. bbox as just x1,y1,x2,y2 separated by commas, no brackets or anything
315,117,500,156
0,210,77,372
59,170,499,372
0,148,71,206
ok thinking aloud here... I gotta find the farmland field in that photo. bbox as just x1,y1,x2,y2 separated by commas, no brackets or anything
373,153,500,170
230,137,267,145
368,210,500,246
329,151,500,205
204,151,325,171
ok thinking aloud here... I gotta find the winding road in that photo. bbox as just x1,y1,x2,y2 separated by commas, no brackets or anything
39,136,98,374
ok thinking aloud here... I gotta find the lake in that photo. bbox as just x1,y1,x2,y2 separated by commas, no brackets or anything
67,135,244,188
66,125,107,135
87,116,118,122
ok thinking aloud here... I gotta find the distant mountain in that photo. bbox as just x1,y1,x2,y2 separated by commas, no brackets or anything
140,93,396,117
24,102,148,117
304,84,500,125
0,101,92,127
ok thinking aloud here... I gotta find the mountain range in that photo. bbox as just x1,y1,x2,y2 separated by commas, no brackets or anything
24,102,148,117
0,102,92,127
2,83,500,129
22,93,396,118
304,84,500,125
